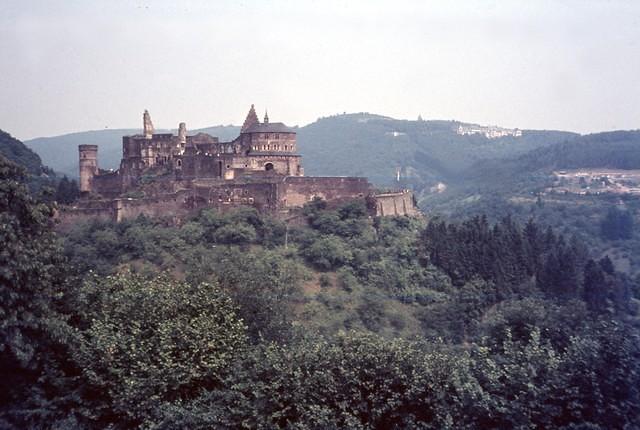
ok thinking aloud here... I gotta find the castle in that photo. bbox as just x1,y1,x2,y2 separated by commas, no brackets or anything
72,106,416,222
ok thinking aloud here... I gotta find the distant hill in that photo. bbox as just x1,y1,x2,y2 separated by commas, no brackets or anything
462,130,640,192
297,113,576,187
25,113,576,186
0,129,45,174
423,129,640,221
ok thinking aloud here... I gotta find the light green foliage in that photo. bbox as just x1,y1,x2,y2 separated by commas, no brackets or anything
71,272,247,427
205,247,307,342
301,234,353,270
156,331,485,429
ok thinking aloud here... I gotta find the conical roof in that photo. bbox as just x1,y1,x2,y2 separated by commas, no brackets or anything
241,104,259,132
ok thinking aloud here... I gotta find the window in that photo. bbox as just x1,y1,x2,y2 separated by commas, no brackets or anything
275,134,279,139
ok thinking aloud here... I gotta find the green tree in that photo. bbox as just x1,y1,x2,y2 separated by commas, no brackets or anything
70,273,247,428
301,235,353,270
212,222,257,245
584,259,607,312
55,176,80,204
0,155,73,427
600,206,633,240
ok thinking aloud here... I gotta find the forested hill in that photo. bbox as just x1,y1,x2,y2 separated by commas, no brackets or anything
464,130,640,189
0,129,45,174
25,113,575,182
297,113,576,187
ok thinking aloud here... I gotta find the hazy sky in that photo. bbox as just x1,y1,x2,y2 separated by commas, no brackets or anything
1,0,639,140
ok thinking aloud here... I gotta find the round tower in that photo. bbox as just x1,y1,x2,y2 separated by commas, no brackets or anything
78,144,98,193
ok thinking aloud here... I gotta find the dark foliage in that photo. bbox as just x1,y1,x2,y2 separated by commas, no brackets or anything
2,166,640,429
0,129,43,175
600,206,634,240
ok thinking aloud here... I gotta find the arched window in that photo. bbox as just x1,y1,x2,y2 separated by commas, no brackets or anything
265,162,274,171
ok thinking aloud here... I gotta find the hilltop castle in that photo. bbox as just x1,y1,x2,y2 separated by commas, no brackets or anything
72,106,416,222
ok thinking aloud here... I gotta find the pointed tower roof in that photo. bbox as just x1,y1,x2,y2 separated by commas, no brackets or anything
143,109,154,139
264,110,269,124
241,104,260,132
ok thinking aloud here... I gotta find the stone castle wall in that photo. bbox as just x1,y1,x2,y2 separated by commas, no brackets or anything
374,190,417,217
60,177,415,225
280,176,371,207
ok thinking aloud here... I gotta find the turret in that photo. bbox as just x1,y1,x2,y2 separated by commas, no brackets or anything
178,122,187,144
78,144,98,193
143,109,154,139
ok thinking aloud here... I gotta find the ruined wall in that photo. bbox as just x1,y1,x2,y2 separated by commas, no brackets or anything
92,171,122,198
279,177,372,208
179,153,227,180
55,199,116,230
373,190,417,217
193,181,279,213
113,193,189,222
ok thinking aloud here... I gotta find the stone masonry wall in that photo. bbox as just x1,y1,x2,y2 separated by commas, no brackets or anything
280,177,372,207
373,190,417,217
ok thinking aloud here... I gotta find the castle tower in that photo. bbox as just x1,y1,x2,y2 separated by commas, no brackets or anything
264,110,269,124
178,122,187,144
78,144,98,193
143,109,154,139
241,104,259,132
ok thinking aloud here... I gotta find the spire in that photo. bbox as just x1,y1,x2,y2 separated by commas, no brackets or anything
264,110,269,124
241,104,259,132
143,109,154,139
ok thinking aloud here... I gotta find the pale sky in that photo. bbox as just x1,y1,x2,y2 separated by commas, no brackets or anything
1,0,639,140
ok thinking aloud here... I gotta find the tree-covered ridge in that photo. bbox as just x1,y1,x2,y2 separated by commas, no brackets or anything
0,130,80,200
0,129,44,174
461,130,640,191
298,114,575,187
422,216,633,313
422,129,640,279
2,153,640,429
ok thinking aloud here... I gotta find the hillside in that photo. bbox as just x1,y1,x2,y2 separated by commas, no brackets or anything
0,129,45,174
458,130,640,193
25,114,575,182
297,113,576,188
425,130,640,276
